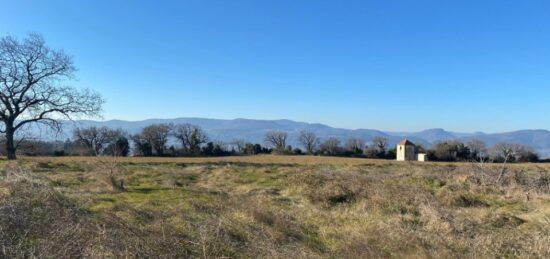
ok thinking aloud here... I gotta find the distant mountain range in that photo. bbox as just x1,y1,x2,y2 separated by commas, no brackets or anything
29,118,550,158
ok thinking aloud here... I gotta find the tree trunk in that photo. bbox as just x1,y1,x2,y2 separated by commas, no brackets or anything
5,123,16,160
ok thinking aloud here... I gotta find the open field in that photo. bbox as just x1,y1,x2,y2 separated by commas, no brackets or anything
20,154,396,166
1,156,549,258
20,154,550,168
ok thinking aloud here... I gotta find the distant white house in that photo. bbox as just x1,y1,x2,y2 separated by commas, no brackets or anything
396,139,427,162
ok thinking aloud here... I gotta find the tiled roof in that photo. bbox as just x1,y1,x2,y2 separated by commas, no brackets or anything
397,139,415,146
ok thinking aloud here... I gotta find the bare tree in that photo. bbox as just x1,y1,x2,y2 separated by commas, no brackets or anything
319,137,342,155
103,135,130,157
345,138,365,153
243,142,263,155
430,140,470,161
264,130,288,152
371,136,388,153
490,142,524,183
490,142,517,164
515,145,539,162
172,124,208,155
230,139,246,154
72,126,123,156
141,123,172,156
0,34,103,159
131,133,152,156
467,139,487,162
298,130,319,154
490,142,538,162
73,127,127,156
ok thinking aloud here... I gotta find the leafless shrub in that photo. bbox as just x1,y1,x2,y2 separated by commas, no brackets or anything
534,171,550,193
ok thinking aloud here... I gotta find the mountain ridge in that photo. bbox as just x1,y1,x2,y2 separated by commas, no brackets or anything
27,117,550,157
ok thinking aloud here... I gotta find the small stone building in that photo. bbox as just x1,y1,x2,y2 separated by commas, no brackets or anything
396,139,427,162
417,153,427,162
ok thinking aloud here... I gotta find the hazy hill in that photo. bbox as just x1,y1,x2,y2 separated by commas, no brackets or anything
31,118,550,157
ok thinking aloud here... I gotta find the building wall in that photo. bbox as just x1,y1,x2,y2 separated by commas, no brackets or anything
397,145,416,161
396,145,405,161
405,145,416,160
417,153,427,162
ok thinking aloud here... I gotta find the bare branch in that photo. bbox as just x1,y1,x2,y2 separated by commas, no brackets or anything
0,33,103,159
264,130,288,151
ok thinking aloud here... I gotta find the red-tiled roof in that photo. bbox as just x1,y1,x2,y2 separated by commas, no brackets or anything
397,139,415,146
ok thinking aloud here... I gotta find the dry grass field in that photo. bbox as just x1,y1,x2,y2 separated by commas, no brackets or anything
25,154,397,166
1,155,549,258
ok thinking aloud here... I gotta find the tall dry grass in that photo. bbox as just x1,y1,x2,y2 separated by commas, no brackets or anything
0,157,548,258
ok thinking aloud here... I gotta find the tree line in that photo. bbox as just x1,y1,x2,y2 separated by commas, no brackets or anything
265,130,394,158
426,140,539,163
0,123,265,157
0,124,543,163
261,130,542,163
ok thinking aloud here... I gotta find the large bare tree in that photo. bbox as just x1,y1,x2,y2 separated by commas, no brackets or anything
72,126,125,156
172,123,208,155
0,34,103,159
298,130,318,154
264,130,288,151
140,123,172,156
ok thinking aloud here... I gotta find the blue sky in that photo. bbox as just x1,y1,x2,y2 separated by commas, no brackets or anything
1,0,549,132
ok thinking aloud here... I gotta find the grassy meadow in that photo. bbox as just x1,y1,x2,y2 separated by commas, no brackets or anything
0,155,549,258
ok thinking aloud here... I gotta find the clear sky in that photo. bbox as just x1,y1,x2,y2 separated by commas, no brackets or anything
1,0,549,132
